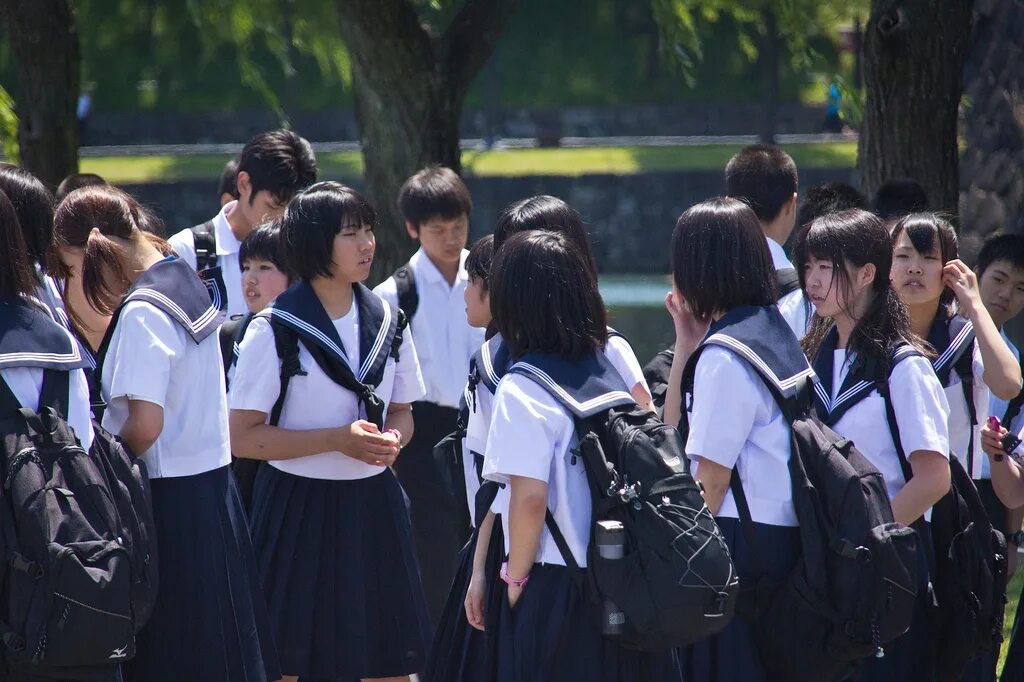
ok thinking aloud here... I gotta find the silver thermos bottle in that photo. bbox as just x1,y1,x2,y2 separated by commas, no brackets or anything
595,520,626,635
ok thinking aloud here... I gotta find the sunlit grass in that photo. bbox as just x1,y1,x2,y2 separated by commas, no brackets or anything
83,142,858,185
1000,568,1024,677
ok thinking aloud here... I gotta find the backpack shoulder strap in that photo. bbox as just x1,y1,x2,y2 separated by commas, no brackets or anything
393,263,418,320
267,322,307,427
38,369,71,419
953,341,980,478
875,344,926,482
776,268,800,298
190,220,217,272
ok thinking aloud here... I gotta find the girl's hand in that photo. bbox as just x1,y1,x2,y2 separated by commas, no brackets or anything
334,420,400,466
981,422,1008,458
943,259,984,317
506,583,524,609
464,570,487,631
666,290,709,353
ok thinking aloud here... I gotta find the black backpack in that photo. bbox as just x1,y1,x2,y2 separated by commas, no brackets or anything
681,340,920,682
776,267,801,297
878,367,1008,681
0,371,157,680
393,263,418,320
509,353,740,652
642,348,673,418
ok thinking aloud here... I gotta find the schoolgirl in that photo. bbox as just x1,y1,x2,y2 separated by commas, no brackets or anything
795,209,951,680
52,186,279,682
481,229,681,681
229,181,431,682
661,198,809,682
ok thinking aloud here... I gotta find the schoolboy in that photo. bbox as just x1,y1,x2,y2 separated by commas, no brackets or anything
373,166,485,623
168,129,316,316
725,144,807,336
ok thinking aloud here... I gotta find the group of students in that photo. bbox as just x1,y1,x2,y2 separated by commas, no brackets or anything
1,127,1024,682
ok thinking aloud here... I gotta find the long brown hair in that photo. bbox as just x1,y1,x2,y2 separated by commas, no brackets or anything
52,186,172,318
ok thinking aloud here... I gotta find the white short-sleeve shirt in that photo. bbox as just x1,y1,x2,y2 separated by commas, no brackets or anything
943,345,990,478
482,374,590,567
374,248,485,409
167,202,246,317
101,301,232,478
991,331,1021,432
229,307,426,480
685,346,797,527
767,237,812,338
829,351,950,520
1,367,93,451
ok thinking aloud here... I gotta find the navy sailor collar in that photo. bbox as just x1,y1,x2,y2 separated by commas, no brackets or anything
117,257,222,344
508,349,635,419
258,279,399,385
811,327,921,424
0,295,90,371
926,313,975,385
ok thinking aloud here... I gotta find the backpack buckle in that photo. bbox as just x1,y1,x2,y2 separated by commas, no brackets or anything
705,591,730,617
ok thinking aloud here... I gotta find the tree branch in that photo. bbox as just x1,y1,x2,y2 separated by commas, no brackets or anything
440,0,519,93
335,0,435,78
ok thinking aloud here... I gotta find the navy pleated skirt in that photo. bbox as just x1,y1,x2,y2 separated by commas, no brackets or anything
426,515,505,682
854,520,936,682
249,464,432,680
123,465,280,682
489,562,683,682
680,517,801,682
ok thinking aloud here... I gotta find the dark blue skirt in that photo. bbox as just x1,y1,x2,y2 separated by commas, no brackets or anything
123,465,280,682
680,517,801,682
490,563,683,682
249,465,432,679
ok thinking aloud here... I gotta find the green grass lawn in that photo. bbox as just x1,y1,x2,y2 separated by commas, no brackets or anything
1001,568,1024,676
82,141,858,185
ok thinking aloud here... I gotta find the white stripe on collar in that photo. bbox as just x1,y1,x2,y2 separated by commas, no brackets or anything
933,319,974,373
480,339,500,388
511,362,634,416
127,288,219,333
266,308,354,370
358,301,392,380
705,334,815,393
818,345,919,414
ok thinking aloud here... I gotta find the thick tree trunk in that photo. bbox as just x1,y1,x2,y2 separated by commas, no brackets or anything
0,0,79,190
759,8,780,144
858,0,973,217
336,0,518,282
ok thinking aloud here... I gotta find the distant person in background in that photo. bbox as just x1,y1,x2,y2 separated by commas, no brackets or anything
168,129,317,316
822,81,844,133
725,144,808,336
77,90,93,140
873,177,929,228
795,182,868,237
219,158,240,207
55,172,108,203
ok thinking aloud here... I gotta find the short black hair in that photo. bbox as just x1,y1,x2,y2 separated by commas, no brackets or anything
239,129,317,206
239,220,293,281
493,195,598,277
55,172,107,203
0,165,54,269
796,182,868,232
465,234,494,291
671,197,777,320
218,158,240,200
976,234,1024,277
725,144,798,223
490,230,607,361
397,166,472,229
873,177,929,220
281,181,375,280
0,188,36,298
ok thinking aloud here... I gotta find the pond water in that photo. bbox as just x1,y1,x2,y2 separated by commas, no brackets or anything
599,275,674,366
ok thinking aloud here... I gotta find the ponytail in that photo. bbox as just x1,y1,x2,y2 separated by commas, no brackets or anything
81,229,129,316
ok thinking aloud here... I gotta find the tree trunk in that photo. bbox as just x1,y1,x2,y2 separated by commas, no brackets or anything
759,7,780,144
858,0,974,217
0,0,79,190
335,0,518,282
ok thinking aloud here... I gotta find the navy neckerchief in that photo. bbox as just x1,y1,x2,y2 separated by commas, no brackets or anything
0,295,91,372
259,279,399,388
927,313,975,386
810,327,921,425
508,349,634,419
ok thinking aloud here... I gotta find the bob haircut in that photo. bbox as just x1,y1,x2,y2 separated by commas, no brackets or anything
725,144,799,223
0,189,37,298
397,166,472,229
671,197,777,320
465,234,494,290
0,165,55,270
795,209,929,364
890,213,958,310
492,195,599,278
281,181,376,281
239,219,294,282
490,230,607,361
